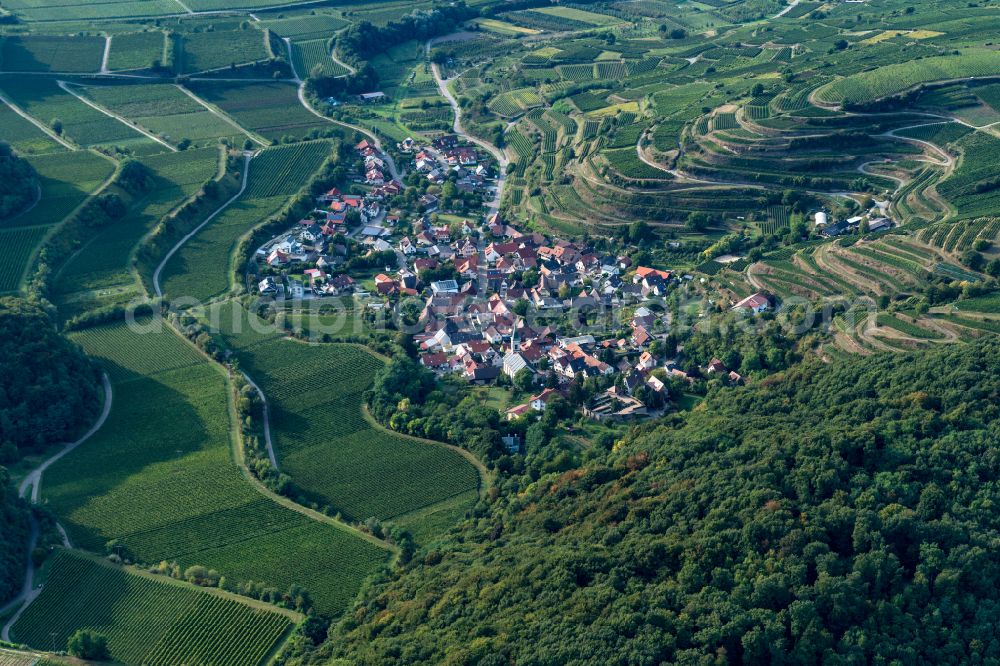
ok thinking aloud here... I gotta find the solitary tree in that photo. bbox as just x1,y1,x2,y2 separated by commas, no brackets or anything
67,629,109,660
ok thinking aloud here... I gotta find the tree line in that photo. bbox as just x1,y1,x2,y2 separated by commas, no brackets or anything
284,340,1000,665
0,297,102,465
0,142,38,219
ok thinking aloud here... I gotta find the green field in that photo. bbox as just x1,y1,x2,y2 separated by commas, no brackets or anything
0,225,48,292
0,35,104,73
47,321,390,617
80,83,249,147
20,150,115,228
213,302,481,529
178,27,270,74
106,31,166,71
53,148,219,318
0,78,160,153
0,101,65,155
185,81,333,141
12,551,294,666
160,141,330,302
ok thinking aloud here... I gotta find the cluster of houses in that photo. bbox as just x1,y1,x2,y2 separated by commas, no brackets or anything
379,215,774,422
401,134,496,198
249,130,778,423
255,140,410,297
356,139,399,190
256,184,377,297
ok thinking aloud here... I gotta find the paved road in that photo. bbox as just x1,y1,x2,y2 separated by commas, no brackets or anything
1,374,112,642
19,374,113,503
240,371,279,468
331,50,356,76
287,63,403,182
431,59,507,219
154,153,253,298
100,34,112,74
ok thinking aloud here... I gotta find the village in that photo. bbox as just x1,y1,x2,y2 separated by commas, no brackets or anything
252,133,776,424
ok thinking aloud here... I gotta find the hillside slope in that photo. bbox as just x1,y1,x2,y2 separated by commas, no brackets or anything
311,342,1000,665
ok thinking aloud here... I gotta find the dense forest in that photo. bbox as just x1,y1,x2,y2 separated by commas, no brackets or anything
0,466,30,604
0,142,38,219
0,298,101,463
301,341,1000,665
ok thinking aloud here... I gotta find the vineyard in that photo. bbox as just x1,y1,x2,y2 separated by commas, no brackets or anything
23,151,115,226
816,51,1000,106
933,132,1000,219
918,217,1000,254
177,27,269,74
955,292,1000,313
753,207,790,236
12,551,294,666
2,0,1000,659
186,81,334,141
216,302,481,529
752,235,946,303
596,61,628,80
242,141,331,198
0,35,104,73
0,78,158,153
0,149,116,295
50,320,390,617
160,195,287,302
263,14,349,40
106,31,165,71
81,83,249,147
0,226,47,292
291,39,349,78
0,649,38,665
712,112,738,130
0,102,65,155
603,147,669,180
160,142,330,302
488,88,542,117
506,126,536,176
532,5,623,25
53,148,219,319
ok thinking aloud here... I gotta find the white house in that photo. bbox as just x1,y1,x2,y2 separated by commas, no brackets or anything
258,277,279,295
529,388,559,411
732,292,772,314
